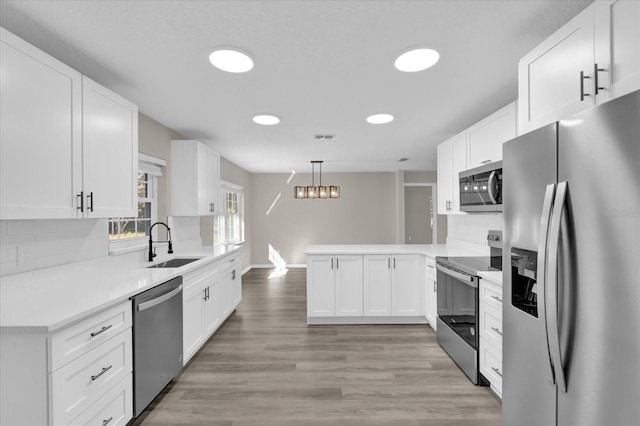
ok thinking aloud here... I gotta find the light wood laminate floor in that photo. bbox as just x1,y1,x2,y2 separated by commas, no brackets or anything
133,268,502,425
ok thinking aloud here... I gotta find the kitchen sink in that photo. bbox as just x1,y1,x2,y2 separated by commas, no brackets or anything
147,258,202,268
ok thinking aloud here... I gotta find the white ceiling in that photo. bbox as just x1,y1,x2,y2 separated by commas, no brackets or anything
0,0,592,173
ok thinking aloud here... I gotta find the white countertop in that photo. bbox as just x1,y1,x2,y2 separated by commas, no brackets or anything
304,243,485,259
0,244,241,333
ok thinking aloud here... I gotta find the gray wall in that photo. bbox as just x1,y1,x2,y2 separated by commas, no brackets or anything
250,172,398,266
138,112,185,239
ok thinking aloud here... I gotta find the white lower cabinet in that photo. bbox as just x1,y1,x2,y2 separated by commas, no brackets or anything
0,300,133,426
68,374,133,426
425,258,437,330
306,251,425,323
479,277,503,398
307,255,364,317
182,250,242,365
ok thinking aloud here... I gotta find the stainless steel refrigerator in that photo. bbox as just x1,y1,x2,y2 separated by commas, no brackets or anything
502,90,640,426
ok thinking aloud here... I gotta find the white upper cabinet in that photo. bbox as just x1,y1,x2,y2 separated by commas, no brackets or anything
1,27,82,219
437,130,467,215
171,140,221,216
82,76,138,218
594,0,640,102
0,28,138,220
518,1,640,133
466,102,517,169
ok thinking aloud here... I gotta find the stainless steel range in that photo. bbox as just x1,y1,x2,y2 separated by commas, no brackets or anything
436,231,501,385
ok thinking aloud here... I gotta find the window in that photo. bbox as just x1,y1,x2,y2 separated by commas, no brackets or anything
214,182,244,247
109,155,164,253
109,172,155,241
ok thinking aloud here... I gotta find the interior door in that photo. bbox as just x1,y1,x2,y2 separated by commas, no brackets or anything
404,186,433,244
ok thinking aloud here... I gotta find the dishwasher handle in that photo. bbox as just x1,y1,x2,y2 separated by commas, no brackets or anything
137,284,183,312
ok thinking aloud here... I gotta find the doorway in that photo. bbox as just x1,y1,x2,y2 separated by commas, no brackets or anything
404,185,435,244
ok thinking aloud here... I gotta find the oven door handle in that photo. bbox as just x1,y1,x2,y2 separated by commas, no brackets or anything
436,263,478,288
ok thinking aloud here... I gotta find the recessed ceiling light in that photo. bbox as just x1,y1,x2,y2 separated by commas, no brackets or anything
209,49,254,73
366,114,394,124
394,48,439,72
253,115,280,125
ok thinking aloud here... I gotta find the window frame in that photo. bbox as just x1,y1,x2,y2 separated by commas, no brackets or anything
108,155,164,255
214,181,244,248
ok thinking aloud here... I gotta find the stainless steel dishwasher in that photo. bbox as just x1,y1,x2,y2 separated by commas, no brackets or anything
131,276,183,417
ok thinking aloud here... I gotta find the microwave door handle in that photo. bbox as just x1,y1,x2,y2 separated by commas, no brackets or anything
537,183,557,386
547,182,568,393
488,171,497,205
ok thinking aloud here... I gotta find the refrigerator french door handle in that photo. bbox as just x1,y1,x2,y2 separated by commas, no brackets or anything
537,183,557,386
547,181,568,393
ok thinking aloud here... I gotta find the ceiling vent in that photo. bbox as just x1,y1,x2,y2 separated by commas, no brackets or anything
314,134,335,141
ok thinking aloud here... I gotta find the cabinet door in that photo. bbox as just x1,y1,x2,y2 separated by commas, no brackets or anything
518,5,595,133
183,282,205,364
426,262,437,329
466,102,517,168
451,133,468,214
391,255,421,316
594,0,640,103
208,149,222,215
306,256,335,317
335,255,363,316
436,141,453,215
82,76,138,218
363,255,392,316
229,266,242,308
1,28,82,219
203,274,222,337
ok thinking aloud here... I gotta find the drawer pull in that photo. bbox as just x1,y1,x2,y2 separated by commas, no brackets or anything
90,365,112,381
491,326,503,336
90,325,113,337
102,417,114,426
492,366,503,377
491,295,503,303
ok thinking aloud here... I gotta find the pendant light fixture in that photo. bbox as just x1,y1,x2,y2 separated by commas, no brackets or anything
294,161,340,199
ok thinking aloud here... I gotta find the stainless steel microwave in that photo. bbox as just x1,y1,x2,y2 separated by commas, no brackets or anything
459,161,502,212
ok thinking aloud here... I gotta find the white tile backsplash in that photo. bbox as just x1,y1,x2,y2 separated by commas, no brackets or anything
0,219,108,277
447,213,502,246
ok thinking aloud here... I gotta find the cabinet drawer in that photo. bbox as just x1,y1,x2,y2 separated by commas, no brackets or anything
221,253,240,272
480,337,502,396
479,278,502,311
51,328,132,426
50,300,132,371
480,301,503,350
68,373,132,426
183,261,220,291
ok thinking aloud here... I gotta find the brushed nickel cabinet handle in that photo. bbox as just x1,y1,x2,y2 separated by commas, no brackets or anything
90,365,112,381
594,63,605,95
102,417,113,426
90,325,112,337
491,326,503,336
492,366,503,377
580,70,591,101
491,295,503,303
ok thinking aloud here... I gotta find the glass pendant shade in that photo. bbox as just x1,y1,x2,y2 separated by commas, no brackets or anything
307,186,318,199
295,161,339,200
294,186,307,198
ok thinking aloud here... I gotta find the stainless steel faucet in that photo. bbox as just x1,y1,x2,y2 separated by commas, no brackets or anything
149,222,173,261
